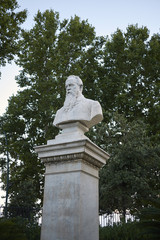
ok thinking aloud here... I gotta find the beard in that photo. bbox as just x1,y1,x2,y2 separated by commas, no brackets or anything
63,92,79,112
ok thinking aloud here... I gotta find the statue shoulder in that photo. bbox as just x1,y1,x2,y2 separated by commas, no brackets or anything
83,98,101,108
53,106,64,126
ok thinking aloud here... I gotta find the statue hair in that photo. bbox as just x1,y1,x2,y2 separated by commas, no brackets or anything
66,75,83,91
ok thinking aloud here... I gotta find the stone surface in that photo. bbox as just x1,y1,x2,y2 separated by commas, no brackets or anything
35,139,109,240
53,75,103,129
35,75,108,240
41,161,98,240
36,138,108,168
47,122,89,145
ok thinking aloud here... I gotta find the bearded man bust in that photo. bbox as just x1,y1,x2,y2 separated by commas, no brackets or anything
53,75,103,129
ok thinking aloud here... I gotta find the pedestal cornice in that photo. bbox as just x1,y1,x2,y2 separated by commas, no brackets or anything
35,138,109,169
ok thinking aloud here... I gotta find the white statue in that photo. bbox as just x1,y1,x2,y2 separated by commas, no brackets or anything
53,75,103,129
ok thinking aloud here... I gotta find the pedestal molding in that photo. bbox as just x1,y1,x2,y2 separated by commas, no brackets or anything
42,152,104,169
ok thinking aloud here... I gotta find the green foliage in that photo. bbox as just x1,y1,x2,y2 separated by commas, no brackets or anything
136,198,160,240
99,222,149,240
98,25,160,142
0,218,27,240
0,217,40,240
7,179,41,220
99,113,160,215
15,217,41,240
0,9,160,222
0,0,27,69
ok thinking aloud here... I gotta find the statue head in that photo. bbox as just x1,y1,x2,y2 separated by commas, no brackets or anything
65,75,83,97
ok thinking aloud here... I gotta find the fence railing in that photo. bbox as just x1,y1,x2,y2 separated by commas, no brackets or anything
0,205,42,225
99,212,136,227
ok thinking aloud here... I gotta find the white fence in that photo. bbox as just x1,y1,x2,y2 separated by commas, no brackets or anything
99,212,135,227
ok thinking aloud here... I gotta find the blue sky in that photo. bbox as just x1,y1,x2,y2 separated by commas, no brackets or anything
18,0,160,36
1,0,160,116
0,0,160,205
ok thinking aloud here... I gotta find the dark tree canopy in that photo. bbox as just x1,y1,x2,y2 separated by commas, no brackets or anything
0,0,27,69
0,9,160,219
99,113,160,215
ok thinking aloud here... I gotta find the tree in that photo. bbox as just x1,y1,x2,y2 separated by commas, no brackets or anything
0,0,27,72
97,26,160,215
99,113,160,216
144,33,160,142
0,11,160,220
97,25,160,142
0,9,102,216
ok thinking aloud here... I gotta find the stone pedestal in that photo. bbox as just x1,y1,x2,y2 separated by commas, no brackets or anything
35,126,109,240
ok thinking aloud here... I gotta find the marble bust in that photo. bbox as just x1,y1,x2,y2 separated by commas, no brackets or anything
53,75,103,129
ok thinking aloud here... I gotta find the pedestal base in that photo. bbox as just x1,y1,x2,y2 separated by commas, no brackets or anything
42,160,99,240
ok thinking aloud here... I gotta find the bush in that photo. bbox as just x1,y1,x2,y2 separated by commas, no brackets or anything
99,222,149,240
136,198,160,240
0,217,41,240
0,218,27,240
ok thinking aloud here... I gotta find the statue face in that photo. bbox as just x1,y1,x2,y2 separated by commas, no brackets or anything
65,78,80,96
